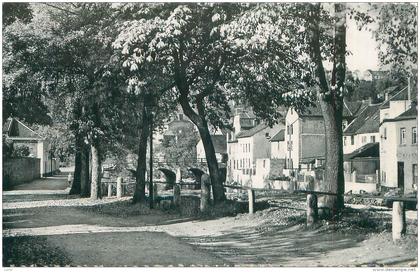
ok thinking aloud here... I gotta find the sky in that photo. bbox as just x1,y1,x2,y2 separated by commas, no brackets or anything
346,17,380,72
345,3,381,72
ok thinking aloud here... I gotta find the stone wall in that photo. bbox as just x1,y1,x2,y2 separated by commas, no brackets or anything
3,158,40,189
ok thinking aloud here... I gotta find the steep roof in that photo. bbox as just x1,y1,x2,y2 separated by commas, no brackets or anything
380,86,410,109
270,129,285,142
236,123,268,138
344,100,368,116
211,134,227,154
3,118,42,139
344,142,379,160
343,105,380,135
393,106,417,121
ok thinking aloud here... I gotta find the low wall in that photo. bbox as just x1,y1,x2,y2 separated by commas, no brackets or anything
3,158,40,189
345,181,377,194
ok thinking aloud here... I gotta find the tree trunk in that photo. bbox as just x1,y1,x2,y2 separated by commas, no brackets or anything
197,123,226,203
90,143,102,200
308,3,346,218
318,94,345,216
178,91,226,203
133,105,149,204
69,134,82,195
90,102,102,200
80,143,90,198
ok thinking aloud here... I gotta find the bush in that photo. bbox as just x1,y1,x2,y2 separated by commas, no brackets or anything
12,145,30,158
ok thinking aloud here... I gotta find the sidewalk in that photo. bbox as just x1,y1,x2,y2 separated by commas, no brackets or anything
6,171,70,191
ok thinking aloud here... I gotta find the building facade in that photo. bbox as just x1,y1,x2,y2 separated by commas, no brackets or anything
3,118,58,177
380,106,417,193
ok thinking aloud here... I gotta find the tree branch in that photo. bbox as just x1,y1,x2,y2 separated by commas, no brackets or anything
308,4,330,94
43,3,79,16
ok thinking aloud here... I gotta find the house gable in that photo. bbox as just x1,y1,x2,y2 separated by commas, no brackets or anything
4,118,43,139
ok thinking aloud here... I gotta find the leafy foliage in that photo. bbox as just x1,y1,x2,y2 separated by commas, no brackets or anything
3,3,33,26
33,124,75,162
375,3,417,75
12,145,30,158
158,128,200,167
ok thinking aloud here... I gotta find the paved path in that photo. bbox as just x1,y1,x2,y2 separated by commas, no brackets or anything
2,172,229,267
7,172,70,191
3,171,417,267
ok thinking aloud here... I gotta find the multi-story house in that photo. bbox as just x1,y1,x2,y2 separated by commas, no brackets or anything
226,107,258,183
233,122,285,186
285,102,359,171
380,97,417,194
343,102,380,155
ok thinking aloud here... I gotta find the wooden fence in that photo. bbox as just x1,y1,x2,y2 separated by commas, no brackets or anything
102,175,416,242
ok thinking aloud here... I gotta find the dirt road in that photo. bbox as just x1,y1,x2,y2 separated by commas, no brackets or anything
3,171,418,267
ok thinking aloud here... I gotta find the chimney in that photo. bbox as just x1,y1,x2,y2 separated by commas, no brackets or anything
368,97,373,105
384,92,389,101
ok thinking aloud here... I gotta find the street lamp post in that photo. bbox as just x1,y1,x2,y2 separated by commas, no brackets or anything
149,110,154,209
145,96,155,209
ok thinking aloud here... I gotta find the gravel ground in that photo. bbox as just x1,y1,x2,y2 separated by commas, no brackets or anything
3,175,417,267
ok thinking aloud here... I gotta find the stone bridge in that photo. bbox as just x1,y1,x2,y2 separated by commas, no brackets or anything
153,158,226,189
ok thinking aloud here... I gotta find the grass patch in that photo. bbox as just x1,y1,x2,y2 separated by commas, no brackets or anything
3,236,72,267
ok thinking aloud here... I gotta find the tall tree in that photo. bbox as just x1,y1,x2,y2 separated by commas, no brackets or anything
221,3,351,216
113,4,248,203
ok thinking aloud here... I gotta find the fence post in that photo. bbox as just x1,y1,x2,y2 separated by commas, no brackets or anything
392,201,406,241
116,177,123,198
200,174,211,212
176,168,182,183
153,184,158,200
173,184,181,206
306,194,318,226
248,189,255,214
67,173,72,186
108,183,113,197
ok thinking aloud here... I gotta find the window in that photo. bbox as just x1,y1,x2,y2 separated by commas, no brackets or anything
413,164,418,189
381,171,386,183
290,124,293,135
263,160,266,168
383,127,387,140
400,128,406,145
370,136,376,143
362,136,367,143
343,136,347,146
234,160,236,170
351,135,354,145
287,141,293,151
412,127,417,144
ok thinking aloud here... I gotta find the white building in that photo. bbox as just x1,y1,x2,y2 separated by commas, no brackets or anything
343,103,380,155
3,118,58,176
270,129,286,159
228,121,284,186
196,134,227,163
380,97,417,194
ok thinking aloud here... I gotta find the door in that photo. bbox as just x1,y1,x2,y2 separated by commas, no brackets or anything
397,162,404,192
